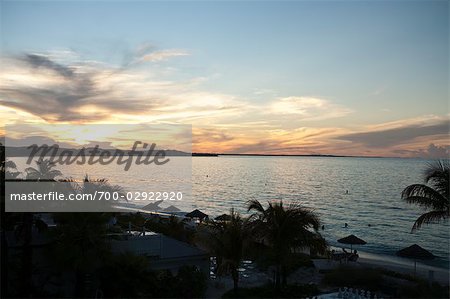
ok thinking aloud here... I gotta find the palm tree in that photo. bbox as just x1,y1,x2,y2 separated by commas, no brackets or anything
50,175,124,297
50,212,111,297
1,159,21,179
402,160,449,232
0,157,61,297
247,199,327,290
0,150,21,296
16,158,62,297
68,174,124,195
196,209,248,295
0,144,8,297
57,174,125,211
25,158,62,180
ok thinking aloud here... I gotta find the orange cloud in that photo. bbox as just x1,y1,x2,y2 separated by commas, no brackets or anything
1,50,447,158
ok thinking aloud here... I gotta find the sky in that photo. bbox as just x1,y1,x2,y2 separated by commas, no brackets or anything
0,0,448,157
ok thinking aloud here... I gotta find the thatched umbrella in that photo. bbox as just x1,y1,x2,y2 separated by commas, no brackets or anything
185,209,208,222
396,244,435,274
142,200,163,211
163,205,181,213
337,234,367,251
215,214,232,221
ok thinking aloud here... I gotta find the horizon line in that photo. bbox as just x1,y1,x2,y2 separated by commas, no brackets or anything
192,152,436,159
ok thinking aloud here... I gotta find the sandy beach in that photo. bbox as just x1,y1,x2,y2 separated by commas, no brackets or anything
357,251,449,285
313,250,449,286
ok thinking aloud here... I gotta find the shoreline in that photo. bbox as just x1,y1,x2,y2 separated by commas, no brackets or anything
329,246,449,271
318,249,449,285
116,206,449,272
112,205,449,283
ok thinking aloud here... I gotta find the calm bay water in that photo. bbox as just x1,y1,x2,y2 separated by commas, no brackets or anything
10,156,450,268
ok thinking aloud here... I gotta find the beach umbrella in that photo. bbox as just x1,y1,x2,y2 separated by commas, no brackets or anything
337,234,367,251
142,200,163,211
396,244,435,274
215,214,232,221
163,205,181,213
185,209,208,221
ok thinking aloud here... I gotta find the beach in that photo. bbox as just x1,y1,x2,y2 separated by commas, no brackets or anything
10,155,450,269
314,250,449,285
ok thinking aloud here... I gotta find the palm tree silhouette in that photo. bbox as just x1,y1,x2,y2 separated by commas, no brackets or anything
69,174,124,195
247,199,327,290
1,159,20,179
50,212,111,297
196,209,248,295
50,176,124,296
402,160,449,231
25,158,62,180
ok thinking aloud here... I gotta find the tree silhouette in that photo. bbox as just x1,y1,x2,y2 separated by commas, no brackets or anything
25,158,62,180
196,209,248,295
247,199,327,290
402,160,449,231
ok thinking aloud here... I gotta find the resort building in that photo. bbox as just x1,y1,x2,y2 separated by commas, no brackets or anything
109,231,210,275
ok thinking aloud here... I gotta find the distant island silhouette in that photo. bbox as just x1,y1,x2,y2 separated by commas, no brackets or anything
1,144,388,159
192,152,385,158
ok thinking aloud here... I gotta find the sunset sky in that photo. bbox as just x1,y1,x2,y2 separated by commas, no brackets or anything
1,1,448,157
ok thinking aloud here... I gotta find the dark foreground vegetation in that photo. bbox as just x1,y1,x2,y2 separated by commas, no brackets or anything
1,144,448,298
222,283,319,298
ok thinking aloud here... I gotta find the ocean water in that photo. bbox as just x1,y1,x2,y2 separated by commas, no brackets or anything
9,156,450,269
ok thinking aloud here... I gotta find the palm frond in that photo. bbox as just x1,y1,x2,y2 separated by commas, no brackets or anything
4,160,17,169
25,158,62,180
246,199,265,213
424,160,449,198
402,184,447,211
246,199,326,255
412,210,449,232
196,208,247,280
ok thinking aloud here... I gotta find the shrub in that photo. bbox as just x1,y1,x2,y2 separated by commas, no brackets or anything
175,266,207,298
98,255,207,298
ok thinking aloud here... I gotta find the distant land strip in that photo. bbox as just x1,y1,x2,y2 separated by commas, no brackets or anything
2,146,404,159
192,153,388,158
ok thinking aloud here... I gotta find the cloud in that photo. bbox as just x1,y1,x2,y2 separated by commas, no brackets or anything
191,124,347,155
268,96,352,120
426,143,450,158
337,120,449,148
139,49,189,62
367,85,388,97
1,48,446,158
393,143,450,159
0,54,110,121
193,128,234,143
25,54,75,78
0,52,241,123
365,114,447,131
